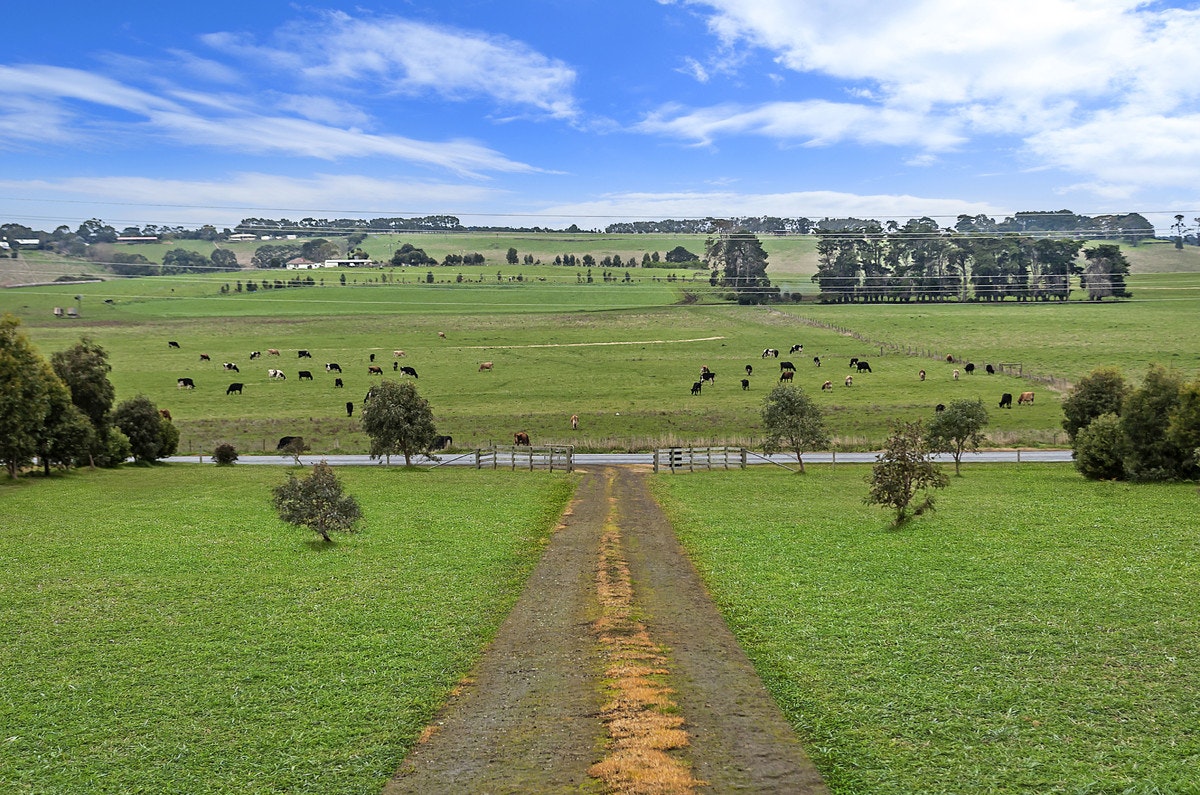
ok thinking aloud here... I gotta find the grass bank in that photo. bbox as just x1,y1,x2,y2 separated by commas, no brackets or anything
652,464,1200,794
0,465,575,794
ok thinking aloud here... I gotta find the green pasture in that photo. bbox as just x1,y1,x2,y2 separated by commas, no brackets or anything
0,465,575,795
3,269,1199,453
652,464,1200,795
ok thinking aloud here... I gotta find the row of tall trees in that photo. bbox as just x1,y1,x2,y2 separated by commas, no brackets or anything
811,218,1131,303
0,316,176,477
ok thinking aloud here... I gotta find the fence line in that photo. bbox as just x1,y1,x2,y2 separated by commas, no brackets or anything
478,444,574,472
653,446,747,473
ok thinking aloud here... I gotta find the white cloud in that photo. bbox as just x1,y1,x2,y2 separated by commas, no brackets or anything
637,100,965,149
203,12,580,121
0,65,536,176
0,174,508,228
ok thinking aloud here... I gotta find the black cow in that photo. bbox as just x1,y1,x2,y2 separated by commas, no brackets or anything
964,362,976,375
276,435,303,451
780,361,796,371
813,356,821,367
399,366,418,378
226,382,243,395
223,362,239,372
370,353,376,362
326,363,341,373
168,340,180,348
700,370,715,384
999,393,1013,409
986,364,996,375
334,377,344,388
177,377,194,389
745,364,753,376
346,402,353,417
935,403,946,412
856,360,872,373
849,357,859,368
433,435,453,451
393,361,399,371
741,378,750,390
250,351,261,359
691,381,702,395
298,350,312,358
298,370,313,380
789,344,803,353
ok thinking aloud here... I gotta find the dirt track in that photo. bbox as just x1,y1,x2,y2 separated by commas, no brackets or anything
383,467,827,794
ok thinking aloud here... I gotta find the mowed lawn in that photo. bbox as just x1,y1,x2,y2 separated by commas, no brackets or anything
652,464,1200,794
0,465,575,795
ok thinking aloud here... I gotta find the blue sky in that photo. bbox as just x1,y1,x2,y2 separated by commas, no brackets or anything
2,0,1198,233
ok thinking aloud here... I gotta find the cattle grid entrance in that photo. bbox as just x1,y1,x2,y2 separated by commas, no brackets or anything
475,444,575,472
654,446,748,473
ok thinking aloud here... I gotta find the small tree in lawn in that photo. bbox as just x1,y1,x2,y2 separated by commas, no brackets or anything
867,420,949,525
272,460,362,542
761,384,830,473
926,398,989,476
360,379,439,466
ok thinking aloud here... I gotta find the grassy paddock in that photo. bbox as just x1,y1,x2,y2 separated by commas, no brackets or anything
0,465,575,794
651,464,1200,794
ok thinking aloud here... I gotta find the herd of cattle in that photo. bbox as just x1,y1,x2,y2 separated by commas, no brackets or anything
690,343,1034,411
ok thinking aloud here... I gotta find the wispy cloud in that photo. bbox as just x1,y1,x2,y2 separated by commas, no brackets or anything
202,12,580,121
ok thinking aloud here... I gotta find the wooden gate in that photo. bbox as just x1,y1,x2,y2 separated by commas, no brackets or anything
653,446,747,473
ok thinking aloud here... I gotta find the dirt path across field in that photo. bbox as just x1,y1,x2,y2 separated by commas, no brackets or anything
383,467,828,794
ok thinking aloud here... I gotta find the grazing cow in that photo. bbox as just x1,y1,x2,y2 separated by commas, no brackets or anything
298,350,312,358
762,348,779,358
691,381,702,395
168,340,181,349
789,344,803,354
393,350,406,358
400,366,418,378
701,371,716,384
223,362,239,372
433,435,453,451
438,331,447,339
393,361,399,371
325,363,342,373
845,375,853,387
479,361,494,372
849,357,859,368
964,362,976,375
986,364,996,375
745,364,753,376
999,393,1013,409
813,356,821,367
346,402,353,417
334,378,343,388
571,415,579,430
856,360,872,373
370,353,375,362
159,409,172,421
226,382,243,395
1018,391,1035,405
250,351,261,359
268,369,286,379
298,370,313,380
513,431,530,446
700,365,711,375
779,370,794,383
276,435,302,451
200,353,211,362
822,380,833,390
177,377,194,389
919,369,926,381
953,369,960,381
946,354,955,363
741,378,750,390
780,361,796,371
935,403,946,412
267,348,280,356
368,365,383,375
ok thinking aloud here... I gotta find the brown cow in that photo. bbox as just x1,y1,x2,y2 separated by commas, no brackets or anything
159,408,172,421
570,414,579,430
479,361,494,372
514,431,530,445
368,365,383,375
438,331,447,338
919,369,926,381
393,350,406,358
779,370,794,383
1018,391,1035,405
267,348,281,356
199,353,211,362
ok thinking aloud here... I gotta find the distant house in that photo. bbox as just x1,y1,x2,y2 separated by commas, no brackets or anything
323,259,375,268
227,233,257,242
285,258,342,270
116,236,159,244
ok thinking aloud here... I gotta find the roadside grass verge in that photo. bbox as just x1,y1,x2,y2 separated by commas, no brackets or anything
651,464,1200,794
0,465,575,794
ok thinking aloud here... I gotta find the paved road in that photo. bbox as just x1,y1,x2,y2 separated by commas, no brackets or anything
165,449,1073,467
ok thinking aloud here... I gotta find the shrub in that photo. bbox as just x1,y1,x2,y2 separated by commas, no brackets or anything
1073,413,1125,480
213,443,238,465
